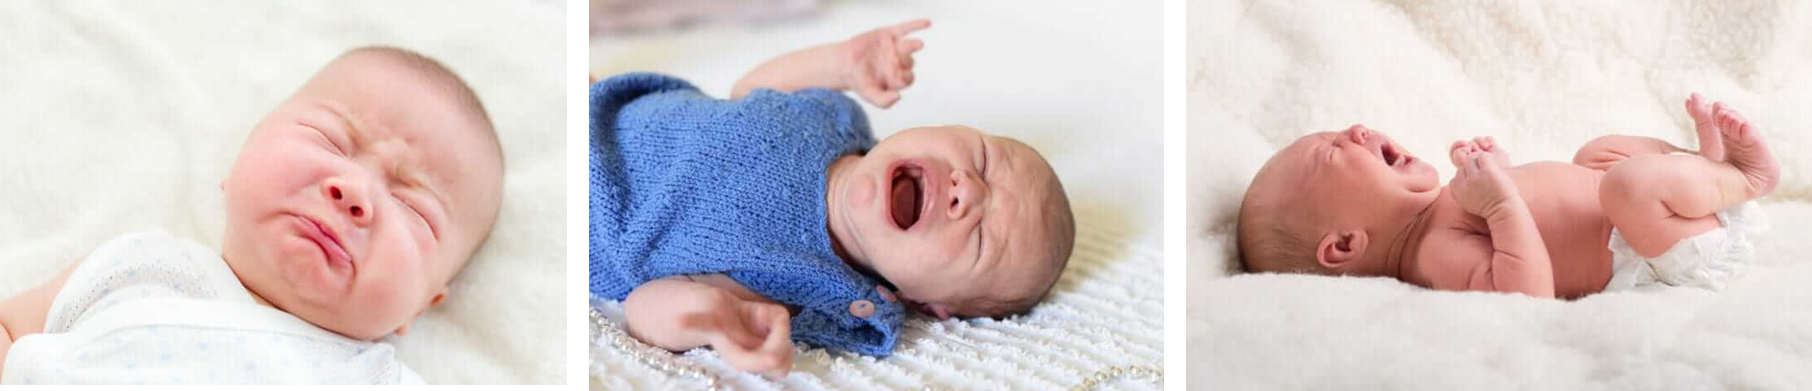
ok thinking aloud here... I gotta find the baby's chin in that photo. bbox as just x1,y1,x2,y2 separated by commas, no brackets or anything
1405,161,1443,192
268,243,355,305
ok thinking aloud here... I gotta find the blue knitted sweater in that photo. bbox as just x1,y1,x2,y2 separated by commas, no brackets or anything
589,73,904,357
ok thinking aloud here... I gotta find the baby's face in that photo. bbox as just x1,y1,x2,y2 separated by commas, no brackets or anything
832,125,1061,317
220,52,502,341
1259,124,1439,223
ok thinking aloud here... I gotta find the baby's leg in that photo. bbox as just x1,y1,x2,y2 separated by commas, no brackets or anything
1572,93,1733,171
1599,155,1730,257
1572,135,1688,171
1600,107,1778,257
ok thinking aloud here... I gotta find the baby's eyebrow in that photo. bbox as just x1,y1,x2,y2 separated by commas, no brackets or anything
317,102,361,138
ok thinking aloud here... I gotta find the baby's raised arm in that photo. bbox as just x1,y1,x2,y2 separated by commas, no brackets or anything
730,19,929,108
623,275,794,377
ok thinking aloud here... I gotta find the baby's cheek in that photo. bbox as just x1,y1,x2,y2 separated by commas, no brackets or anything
848,172,877,206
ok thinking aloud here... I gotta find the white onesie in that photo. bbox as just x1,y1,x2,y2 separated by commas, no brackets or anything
1,230,423,385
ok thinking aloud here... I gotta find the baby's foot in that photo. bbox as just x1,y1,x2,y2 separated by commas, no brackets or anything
1685,93,1724,161
1712,102,1780,198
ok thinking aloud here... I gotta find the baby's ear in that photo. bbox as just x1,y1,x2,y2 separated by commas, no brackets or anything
396,290,449,336
909,300,953,320
924,303,953,320
429,289,447,308
1315,230,1368,270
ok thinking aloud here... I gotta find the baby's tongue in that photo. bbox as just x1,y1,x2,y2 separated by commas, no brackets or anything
891,174,920,228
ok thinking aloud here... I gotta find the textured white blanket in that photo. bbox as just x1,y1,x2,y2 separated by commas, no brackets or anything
0,1,564,384
591,1,1164,389
1189,0,1812,389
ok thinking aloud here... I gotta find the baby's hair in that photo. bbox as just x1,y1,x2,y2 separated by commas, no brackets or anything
1236,198,1330,275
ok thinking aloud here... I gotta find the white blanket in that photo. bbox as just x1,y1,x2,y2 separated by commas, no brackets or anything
0,1,564,384
1189,0,1812,389
591,1,1164,389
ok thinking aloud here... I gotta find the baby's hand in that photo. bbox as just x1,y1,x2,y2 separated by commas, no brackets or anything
677,291,795,378
839,19,929,108
1449,136,1509,169
1449,146,1521,219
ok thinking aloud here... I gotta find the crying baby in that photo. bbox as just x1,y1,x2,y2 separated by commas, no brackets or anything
1237,94,1776,299
0,47,503,384
590,19,1076,377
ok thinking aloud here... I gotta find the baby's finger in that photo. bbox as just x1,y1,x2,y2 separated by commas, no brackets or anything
1449,140,1469,166
877,54,906,91
901,70,915,88
705,323,762,360
719,302,791,378
869,90,901,108
883,61,908,91
898,39,925,57
755,304,795,377
1470,150,1497,171
892,18,931,36
1450,141,1477,168
1476,136,1496,151
1457,150,1480,175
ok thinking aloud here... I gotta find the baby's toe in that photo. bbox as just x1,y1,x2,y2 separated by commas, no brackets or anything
1686,94,1714,119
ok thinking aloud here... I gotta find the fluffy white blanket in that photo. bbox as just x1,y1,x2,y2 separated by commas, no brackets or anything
1189,0,1812,389
0,1,564,384
590,1,1165,389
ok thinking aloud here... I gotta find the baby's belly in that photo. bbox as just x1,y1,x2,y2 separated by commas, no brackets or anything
1510,162,1614,298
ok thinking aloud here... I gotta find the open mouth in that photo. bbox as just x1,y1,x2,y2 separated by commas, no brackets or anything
889,163,927,230
1381,143,1411,167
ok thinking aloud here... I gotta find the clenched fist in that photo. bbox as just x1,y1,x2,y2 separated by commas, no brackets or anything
1448,138,1520,219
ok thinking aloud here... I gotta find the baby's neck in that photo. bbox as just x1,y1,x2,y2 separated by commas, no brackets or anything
823,154,875,273
1375,195,1440,278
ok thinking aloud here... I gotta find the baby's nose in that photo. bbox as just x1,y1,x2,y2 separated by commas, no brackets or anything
1346,124,1371,144
323,177,374,226
946,169,988,220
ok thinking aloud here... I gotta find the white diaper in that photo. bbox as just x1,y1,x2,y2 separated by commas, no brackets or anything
1604,201,1767,291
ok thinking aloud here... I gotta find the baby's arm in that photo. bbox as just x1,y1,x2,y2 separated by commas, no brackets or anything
0,262,80,377
1441,141,1555,298
730,19,929,108
623,275,794,377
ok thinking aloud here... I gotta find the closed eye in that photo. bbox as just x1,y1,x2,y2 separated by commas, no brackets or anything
395,194,437,240
978,135,991,175
973,221,985,268
305,123,347,156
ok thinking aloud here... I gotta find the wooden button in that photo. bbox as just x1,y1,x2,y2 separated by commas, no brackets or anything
876,286,896,303
849,300,876,318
